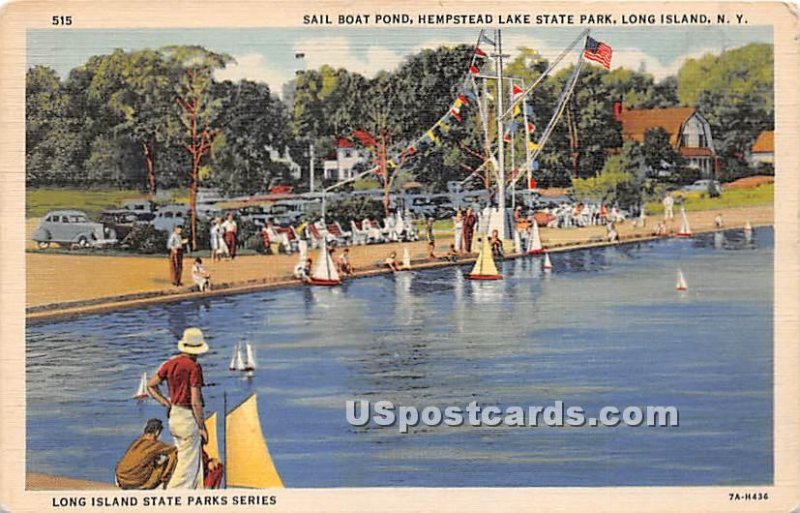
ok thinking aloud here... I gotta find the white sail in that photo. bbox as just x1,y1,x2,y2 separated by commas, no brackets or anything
543,252,553,270
678,208,692,235
311,238,340,282
235,345,245,371
133,371,147,399
513,229,522,254
402,247,411,269
229,343,239,371
244,343,256,371
676,269,688,291
528,221,543,253
744,220,753,240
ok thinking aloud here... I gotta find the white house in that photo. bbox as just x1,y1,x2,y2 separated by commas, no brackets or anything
749,130,774,166
618,106,717,178
323,137,368,181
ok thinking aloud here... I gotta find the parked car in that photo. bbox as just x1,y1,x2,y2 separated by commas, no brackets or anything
97,209,146,241
122,200,155,215
681,179,721,194
151,204,189,233
32,210,118,249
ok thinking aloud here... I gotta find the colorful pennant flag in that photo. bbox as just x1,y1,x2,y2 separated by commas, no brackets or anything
512,84,524,98
474,47,487,58
583,36,613,70
524,103,535,117
528,141,541,151
450,108,462,122
458,94,471,105
425,129,439,145
526,122,535,133
513,104,521,117
481,34,496,47
464,90,478,102
469,65,480,75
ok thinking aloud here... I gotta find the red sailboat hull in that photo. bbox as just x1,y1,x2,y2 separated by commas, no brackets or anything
675,233,692,237
308,278,341,286
467,274,503,281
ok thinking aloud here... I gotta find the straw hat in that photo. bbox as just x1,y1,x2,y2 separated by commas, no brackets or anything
177,327,209,355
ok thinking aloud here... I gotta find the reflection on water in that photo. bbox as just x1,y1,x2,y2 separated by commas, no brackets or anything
27,228,773,487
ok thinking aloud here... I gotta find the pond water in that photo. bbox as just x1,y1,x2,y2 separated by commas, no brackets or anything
27,228,773,487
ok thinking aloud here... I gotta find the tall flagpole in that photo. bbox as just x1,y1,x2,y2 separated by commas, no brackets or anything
494,29,507,239
521,79,533,193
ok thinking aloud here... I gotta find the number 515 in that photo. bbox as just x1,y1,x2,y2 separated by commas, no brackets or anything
52,15,72,25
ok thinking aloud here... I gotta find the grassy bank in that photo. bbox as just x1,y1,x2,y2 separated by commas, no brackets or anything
644,183,774,215
26,188,187,218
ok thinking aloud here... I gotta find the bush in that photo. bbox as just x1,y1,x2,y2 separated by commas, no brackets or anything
674,167,702,185
327,196,386,225
124,224,169,254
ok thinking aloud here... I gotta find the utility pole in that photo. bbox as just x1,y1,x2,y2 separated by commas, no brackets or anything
309,142,315,193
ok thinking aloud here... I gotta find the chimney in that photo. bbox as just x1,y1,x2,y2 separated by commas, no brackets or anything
612,101,623,122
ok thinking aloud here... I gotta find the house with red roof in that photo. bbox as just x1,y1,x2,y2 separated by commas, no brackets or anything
749,130,774,166
616,105,717,178
323,137,368,181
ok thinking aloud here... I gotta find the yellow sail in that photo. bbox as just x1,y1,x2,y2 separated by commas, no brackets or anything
225,393,284,488
204,412,220,462
470,238,499,277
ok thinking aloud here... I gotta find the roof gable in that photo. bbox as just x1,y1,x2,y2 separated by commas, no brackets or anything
619,107,697,145
751,131,774,153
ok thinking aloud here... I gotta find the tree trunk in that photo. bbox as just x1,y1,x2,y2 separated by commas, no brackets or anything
142,140,156,198
190,155,199,251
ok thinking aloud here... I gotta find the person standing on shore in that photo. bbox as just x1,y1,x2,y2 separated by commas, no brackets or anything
462,207,477,253
209,217,224,261
453,209,463,253
147,328,209,489
663,193,674,221
167,226,188,287
221,213,238,260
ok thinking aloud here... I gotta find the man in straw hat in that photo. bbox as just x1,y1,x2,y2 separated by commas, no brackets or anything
147,327,209,489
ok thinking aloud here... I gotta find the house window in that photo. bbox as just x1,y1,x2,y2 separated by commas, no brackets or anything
344,150,353,158
698,134,707,148
681,134,689,147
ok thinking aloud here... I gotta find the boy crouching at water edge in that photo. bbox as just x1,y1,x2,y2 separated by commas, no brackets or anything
115,418,177,489
192,258,211,292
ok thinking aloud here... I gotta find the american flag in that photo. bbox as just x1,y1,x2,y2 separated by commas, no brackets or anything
583,37,612,69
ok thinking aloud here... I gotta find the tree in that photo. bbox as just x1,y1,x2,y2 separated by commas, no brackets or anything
642,127,683,176
166,46,233,250
87,49,183,196
209,80,292,196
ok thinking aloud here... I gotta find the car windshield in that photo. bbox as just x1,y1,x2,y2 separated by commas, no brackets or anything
69,215,88,223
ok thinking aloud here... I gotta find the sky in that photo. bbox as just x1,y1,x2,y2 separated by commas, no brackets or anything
28,26,772,97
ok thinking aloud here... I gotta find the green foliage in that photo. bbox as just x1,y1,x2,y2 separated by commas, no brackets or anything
123,224,169,254
642,127,684,175
326,196,385,226
25,187,150,217
571,141,644,208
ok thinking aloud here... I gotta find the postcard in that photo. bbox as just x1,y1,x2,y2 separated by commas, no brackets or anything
1,0,798,512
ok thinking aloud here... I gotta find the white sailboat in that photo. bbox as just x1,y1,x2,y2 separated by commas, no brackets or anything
132,371,148,400
676,269,688,291
527,220,543,254
744,220,753,240
513,229,522,254
676,208,692,237
229,344,245,371
543,252,553,270
401,247,411,270
243,343,256,372
308,238,341,286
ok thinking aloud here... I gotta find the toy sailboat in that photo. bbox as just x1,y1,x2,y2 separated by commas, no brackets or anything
207,393,284,489
676,269,688,291
401,247,411,270
243,343,256,372
527,221,544,254
676,209,692,237
132,372,148,399
543,252,553,270
467,238,502,280
308,238,341,286
230,344,245,371
744,220,753,238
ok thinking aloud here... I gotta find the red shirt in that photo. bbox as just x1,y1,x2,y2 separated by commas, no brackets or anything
156,354,204,408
